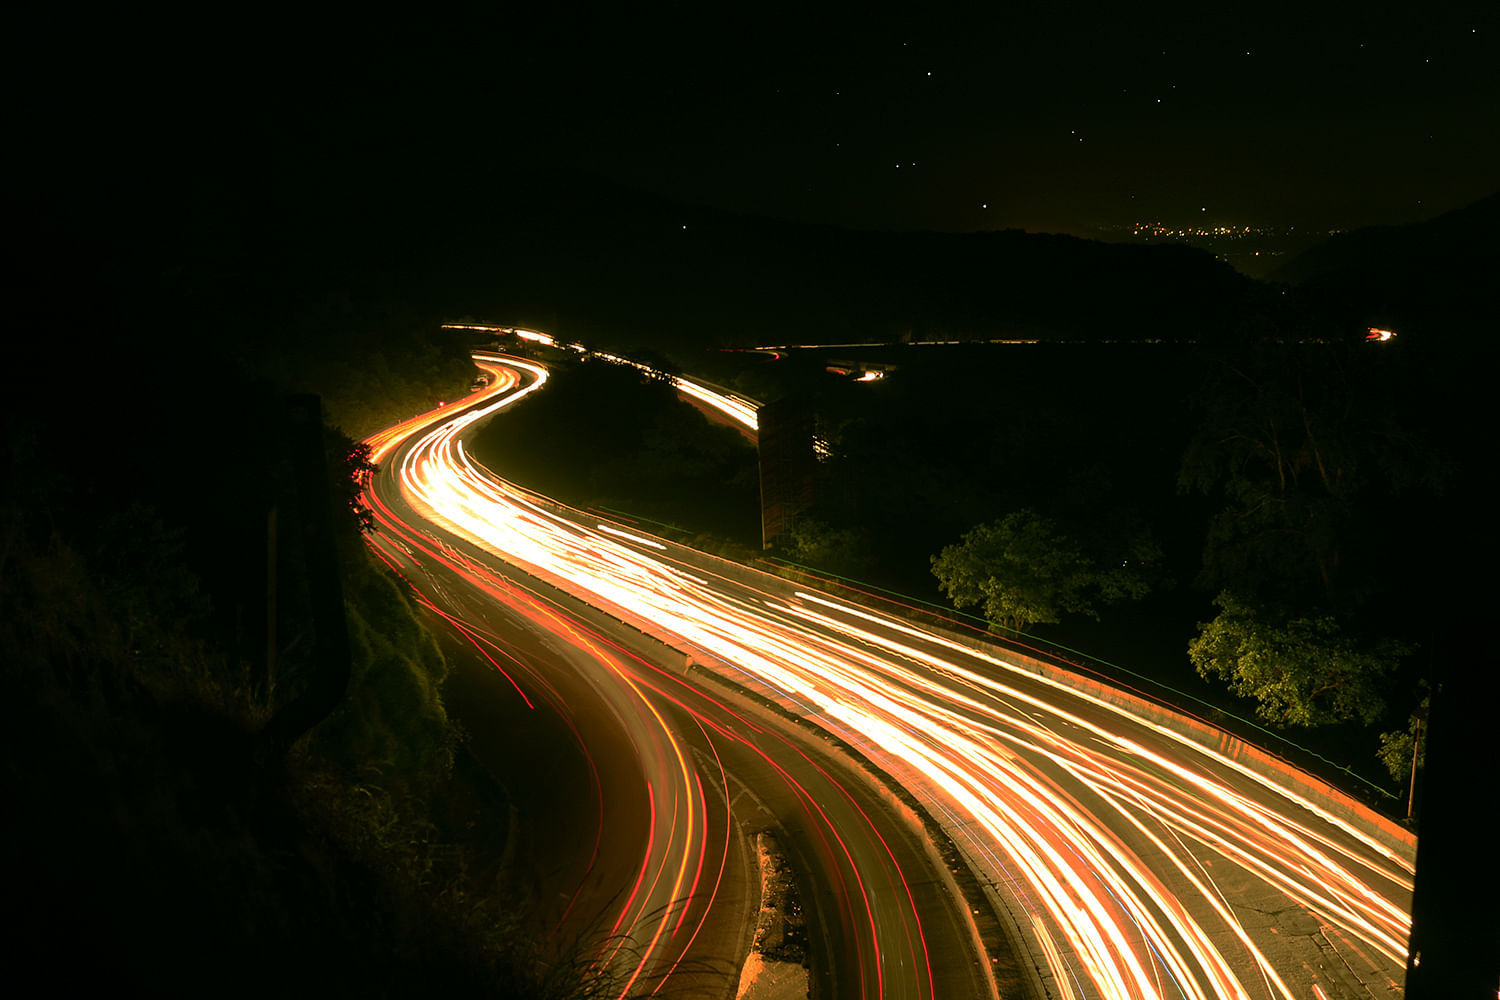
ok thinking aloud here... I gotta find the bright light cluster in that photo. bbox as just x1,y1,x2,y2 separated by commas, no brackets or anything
368,352,1412,1000
363,355,936,996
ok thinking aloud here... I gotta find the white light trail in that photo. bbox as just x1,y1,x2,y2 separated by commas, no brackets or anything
370,350,1412,999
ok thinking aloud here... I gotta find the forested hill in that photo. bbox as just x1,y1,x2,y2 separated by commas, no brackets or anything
29,156,1279,361
400,169,1282,353
1270,191,1500,346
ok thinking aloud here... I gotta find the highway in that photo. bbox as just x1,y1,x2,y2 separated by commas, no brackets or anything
363,356,994,999
362,349,1413,1000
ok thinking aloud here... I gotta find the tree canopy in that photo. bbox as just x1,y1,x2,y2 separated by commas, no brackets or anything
1376,690,1429,783
931,509,1159,633
1187,590,1409,728
1179,341,1440,609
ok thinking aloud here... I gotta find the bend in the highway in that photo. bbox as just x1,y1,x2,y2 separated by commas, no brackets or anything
361,348,1412,1000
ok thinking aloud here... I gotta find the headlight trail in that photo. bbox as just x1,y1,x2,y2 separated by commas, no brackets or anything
363,351,1411,999
362,354,958,998
588,349,760,432
368,475,713,997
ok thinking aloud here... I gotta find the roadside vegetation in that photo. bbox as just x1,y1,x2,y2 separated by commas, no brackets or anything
3,231,612,994
483,324,1460,808
9,175,1486,993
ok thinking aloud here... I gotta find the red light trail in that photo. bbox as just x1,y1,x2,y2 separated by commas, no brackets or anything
361,350,1412,999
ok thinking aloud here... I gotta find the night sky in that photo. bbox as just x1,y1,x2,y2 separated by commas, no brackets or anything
9,4,1498,239
503,5,1500,235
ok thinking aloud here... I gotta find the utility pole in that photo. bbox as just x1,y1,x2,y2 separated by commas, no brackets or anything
1406,714,1421,821
258,395,352,759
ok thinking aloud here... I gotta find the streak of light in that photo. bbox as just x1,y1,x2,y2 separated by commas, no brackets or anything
597,524,669,550
364,348,1412,1000
591,349,759,432
673,376,759,431
363,353,937,997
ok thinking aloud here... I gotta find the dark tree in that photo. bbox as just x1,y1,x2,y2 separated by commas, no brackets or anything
1188,590,1408,727
931,509,1160,634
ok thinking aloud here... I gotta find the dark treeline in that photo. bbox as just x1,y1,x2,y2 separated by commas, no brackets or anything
419,169,1284,355
1270,191,1500,340
743,200,1492,805
469,194,1494,807
1,215,614,995
111,157,1283,356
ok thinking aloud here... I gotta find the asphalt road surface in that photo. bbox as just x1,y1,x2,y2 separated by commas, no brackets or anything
364,357,995,999
360,350,1413,1000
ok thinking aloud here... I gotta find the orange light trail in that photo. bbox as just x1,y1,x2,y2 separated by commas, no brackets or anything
364,351,1411,999
362,354,943,996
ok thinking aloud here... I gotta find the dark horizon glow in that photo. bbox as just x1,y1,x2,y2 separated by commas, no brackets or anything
10,6,1497,242
487,7,1500,236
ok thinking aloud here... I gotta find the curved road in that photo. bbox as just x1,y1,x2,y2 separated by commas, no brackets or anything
362,349,1412,1000
363,357,993,999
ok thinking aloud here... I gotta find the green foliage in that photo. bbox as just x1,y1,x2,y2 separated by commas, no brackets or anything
1179,341,1441,776
1188,591,1408,727
778,518,875,577
306,425,457,788
315,557,457,786
336,437,379,534
931,509,1159,633
1,443,572,995
1376,691,1429,783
